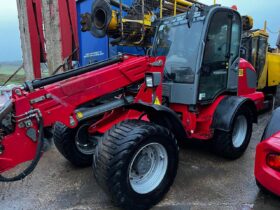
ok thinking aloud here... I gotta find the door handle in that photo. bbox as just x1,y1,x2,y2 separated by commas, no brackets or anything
213,70,227,75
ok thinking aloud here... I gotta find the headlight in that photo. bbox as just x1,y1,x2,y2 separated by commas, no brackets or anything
145,72,161,88
145,75,154,88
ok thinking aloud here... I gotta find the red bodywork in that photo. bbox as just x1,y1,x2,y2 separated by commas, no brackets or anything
168,58,265,140
0,55,162,173
255,132,280,196
0,56,264,174
238,58,264,111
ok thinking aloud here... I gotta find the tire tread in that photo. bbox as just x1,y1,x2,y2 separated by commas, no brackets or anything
93,120,178,210
53,122,93,167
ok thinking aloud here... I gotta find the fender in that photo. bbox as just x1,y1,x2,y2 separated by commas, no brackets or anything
212,96,257,132
129,102,186,142
262,107,280,141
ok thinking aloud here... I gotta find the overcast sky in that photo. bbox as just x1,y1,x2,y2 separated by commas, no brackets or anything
201,0,280,45
0,0,21,62
0,0,279,62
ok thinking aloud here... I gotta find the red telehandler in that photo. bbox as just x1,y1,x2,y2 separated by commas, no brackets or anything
0,4,265,210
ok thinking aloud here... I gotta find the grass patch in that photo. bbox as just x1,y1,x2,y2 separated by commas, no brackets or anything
0,64,25,85
0,74,25,85
0,62,53,85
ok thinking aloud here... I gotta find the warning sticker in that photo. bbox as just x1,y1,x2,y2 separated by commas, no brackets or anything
239,69,244,77
154,97,161,105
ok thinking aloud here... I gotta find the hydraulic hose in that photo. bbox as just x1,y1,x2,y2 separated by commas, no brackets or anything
0,118,44,182
24,55,122,91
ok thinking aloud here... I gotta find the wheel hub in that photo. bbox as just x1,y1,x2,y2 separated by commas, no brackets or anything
232,115,248,148
129,143,168,194
133,152,152,175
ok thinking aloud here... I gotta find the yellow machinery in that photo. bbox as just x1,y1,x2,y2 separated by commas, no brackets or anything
267,52,280,88
81,0,205,46
241,18,280,96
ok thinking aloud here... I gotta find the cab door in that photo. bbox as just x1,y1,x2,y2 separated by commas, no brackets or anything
198,10,241,103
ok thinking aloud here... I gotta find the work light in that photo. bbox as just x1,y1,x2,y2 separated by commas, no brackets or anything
145,72,161,88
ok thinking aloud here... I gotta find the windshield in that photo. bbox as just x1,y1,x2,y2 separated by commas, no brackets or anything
152,18,204,83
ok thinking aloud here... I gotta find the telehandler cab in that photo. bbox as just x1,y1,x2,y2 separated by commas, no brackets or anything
0,4,264,210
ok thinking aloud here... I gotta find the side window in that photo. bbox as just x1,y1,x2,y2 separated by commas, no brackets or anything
251,37,258,69
199,11,231,102
251,36,268,79
230,16,241,62
227,13,241,91
256,36,268,79
203,13,230,64
241,36,252,62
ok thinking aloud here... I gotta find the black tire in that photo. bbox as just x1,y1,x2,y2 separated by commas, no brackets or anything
93,120,179,210
53,122,93,167
212,106,253,159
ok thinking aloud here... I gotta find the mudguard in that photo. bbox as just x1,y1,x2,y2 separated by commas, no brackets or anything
129,102,186,142
262,107,280,141
212,96,257,132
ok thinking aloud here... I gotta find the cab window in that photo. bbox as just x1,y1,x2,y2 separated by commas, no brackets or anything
198,11,232,102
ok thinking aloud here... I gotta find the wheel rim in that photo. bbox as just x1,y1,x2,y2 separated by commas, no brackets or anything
75,124,95,155
129,143,168,194
232,115,248,148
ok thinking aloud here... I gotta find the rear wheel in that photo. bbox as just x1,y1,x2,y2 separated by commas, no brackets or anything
93,120,179,210
212,107,253,159
53,122,96,167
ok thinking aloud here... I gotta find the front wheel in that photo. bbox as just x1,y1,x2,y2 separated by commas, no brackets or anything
93,120,179,210
212,107,253,159
53,122,96,167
